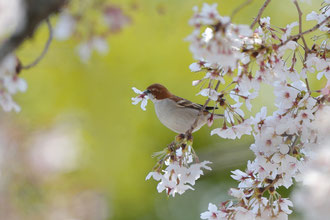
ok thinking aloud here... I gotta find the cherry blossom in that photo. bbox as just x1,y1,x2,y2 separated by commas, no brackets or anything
211,120,252,139
0,54,27,112
146,160,211,196
54,11,76,40
103,5,131,33
200,203,226,220
146,139,212,196
306,9,330,32
53,3,131,62
186,3,253,69
197,88,220,101
131,87,149,111
281,22,298,41
186,1,330,219
76,37,109,63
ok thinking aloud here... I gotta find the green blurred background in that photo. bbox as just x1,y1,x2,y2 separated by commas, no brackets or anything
7,0,323,219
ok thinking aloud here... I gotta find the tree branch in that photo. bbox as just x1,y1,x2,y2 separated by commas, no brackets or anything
0,0,66,63
250,0,272,29
293,0,309,52
22,18,53,69
279,16,330,47
293,0,312,94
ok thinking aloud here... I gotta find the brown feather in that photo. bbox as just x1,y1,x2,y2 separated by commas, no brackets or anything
147,83,172,100
170,96,217,113
147,83,218,112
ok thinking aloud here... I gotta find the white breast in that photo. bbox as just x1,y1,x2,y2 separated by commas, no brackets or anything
153,99,208,133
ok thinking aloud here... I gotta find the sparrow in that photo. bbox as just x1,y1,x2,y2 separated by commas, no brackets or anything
143,83,223,134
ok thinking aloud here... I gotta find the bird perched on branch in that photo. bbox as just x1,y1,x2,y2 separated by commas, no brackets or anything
143,83,223,134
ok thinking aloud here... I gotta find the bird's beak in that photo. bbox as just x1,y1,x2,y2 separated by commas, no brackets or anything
143,89,150,95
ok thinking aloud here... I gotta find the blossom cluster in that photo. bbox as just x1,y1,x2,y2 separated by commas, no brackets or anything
54,1,131,62
185,2,329,219
146,134,212,197
0,54,27,112
0,0,27,113
187,3,253,70
187,1,330,219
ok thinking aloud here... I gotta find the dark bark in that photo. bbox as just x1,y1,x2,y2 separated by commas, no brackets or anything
0,0,67,63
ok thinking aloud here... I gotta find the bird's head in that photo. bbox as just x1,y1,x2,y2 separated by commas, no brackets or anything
144,83,172,101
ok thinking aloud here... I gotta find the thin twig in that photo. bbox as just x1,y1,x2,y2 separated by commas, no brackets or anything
259,174,281,195
293,0,312,94
250,0,272,29
289,135,298,154
305,75,311,94
22,18,53,69
279,16,330,47
293,0,309,53
231,0,253,21
186,80,221,135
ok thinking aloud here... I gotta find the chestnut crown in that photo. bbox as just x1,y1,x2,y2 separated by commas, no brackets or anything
146,83,172,100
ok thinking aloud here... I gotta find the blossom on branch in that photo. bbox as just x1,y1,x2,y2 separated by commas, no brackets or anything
146,135,211,197
186,3,253,69
184,1,330,219
0,54,27,112
146,160,211,197
54,2,131,62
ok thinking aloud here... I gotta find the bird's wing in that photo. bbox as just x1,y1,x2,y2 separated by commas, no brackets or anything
171,96,217,111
